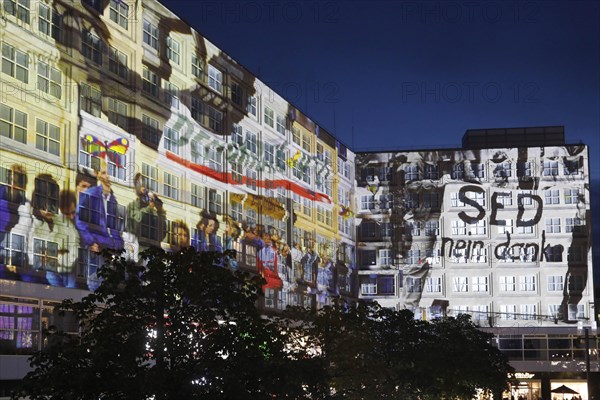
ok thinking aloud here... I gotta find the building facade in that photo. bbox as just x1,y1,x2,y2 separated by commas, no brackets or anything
0,0,356,392
355,127,598,400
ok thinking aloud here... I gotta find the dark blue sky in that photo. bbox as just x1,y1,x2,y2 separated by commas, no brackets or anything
159,0,600,177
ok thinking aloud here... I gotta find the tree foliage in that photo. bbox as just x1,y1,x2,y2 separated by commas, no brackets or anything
13,249,513,400
281,301,514,400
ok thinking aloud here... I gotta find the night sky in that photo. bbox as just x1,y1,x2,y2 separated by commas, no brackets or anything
159,0,599,178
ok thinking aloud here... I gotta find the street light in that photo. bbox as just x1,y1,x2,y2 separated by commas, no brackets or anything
577,320,597,400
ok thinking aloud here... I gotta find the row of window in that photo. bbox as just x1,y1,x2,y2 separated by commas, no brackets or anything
360,274,585,297
360,159,583,183
0,104,60,155
1,42,62,98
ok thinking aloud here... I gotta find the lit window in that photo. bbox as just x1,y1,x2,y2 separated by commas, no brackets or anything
191,183,204,209
519,275,536,292
109,46,128,80
163,127,179,154
545,218,561,233
166,36,180,64
207,65,222,93
453,277,468,292
33,239,59,271
163,172,179,200
35,119,60,156
499,276,515,292
547,276,563,292
141,163,158,192
1,43,29,83
82,30,103,65
109,0,128,29
0,104,27,144
264,107,274,128
80,84,101,117
143,19,159,50
543,160,559,176
37,61,62,98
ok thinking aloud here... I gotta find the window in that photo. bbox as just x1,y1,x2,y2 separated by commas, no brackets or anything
568,304,584,320
544,189,560,205
451,163,464,179
264,107,274,128
500,305,517,320
423,193,439,209
406,277,422,293
520,275,536,292
81,30,102,65
424,163,438,179
498,219,513,234
470,220,486,236
470,246,487,263
109,0,128,29
141,163,158,192
0,104,27,143
451,220,467,235
163,127,179,154
0,232,25,268
2,43,28,83
264,143,274,164
143,67,159,97
378,276,395,295
497,245,514,263
207,148,222,172
191,96,205,123
361,278,377,295
108,46,128,80
450,192,465,207
246,169,257,191
33,176,58,213
518,190,533,206
82,0,102,12
228,123,242,146
141,213,159,241
517,161,532,177
545,218,561,233
208,189,222,214
424,220,439,236
405,192,419,209
37,61,61,98
33,238,59,271
302,198,312,216
568,275,584,293
564,188,580,204
360,250,376,267
191,183,204,209
35,120,60,156
548,304,562,320
230,163,243,184
4,0,30,23
543,160,559,176
166,36,180,64
568,246,584,262
0,166,26,205
494,162,511,178
37,4,63,41
106,146,127,180
141,114,160,145
472,276,488,292
380,193,393,210
516,224,533,234
229,82,243,106
191,54,204,80
547,276,563,292
106,98,129,131
276,115,286,135
80,84,101,117
518,304,536,320
545,245,563,262
247,95,257,116
496,192,512,206
379,249,393,266
360,195,375,210
564,159,582,175
499,276,516,292
207,106,222,133
406,249,420,265
189,140,204,165
453,277,468,292
468,163,485,179
230,202,242,223
207,65,222,93
468,190,485,206
409,222,421,237
472,305,489,321
425,277,441,293
276,149,286,171
302,134,311,152
565,217,584,234
163,172,179,200
359,221,376,239
245,130,257,154
404,165,419,181
143,19,159,50
163,81,179,108
292,127,301,146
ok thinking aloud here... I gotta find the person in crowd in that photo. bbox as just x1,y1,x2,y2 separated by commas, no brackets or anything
222,215,241,270
174,220,190,249
291,241,304,282
300,236,320,283
240,222,264,250
76,159,124,252
125,172,166,259
46,190,80,288
75,171,96,199
257,230,282,289
193,210,222,252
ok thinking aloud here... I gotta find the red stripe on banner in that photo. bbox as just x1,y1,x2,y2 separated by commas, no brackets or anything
166,151,332,204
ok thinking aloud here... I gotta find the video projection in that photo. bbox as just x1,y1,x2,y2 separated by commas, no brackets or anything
356,145,592,321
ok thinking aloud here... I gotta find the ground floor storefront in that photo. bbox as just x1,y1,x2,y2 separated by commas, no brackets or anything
498,372,598,400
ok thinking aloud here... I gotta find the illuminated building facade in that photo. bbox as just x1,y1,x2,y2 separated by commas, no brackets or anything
355,127,598,399
0,0,355,390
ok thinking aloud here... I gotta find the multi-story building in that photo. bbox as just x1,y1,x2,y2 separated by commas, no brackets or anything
0,0,356,393
355,126,598,400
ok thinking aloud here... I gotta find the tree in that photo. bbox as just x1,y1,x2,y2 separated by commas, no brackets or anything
12,248,310,400
282,300,514,400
